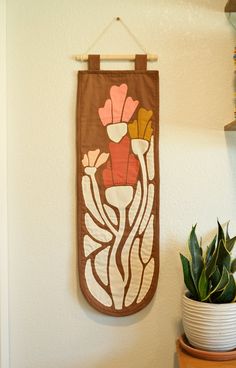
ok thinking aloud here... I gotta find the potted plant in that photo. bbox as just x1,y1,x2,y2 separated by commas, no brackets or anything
180,221,236,352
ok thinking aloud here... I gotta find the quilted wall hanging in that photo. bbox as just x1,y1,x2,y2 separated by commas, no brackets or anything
77,54,159,316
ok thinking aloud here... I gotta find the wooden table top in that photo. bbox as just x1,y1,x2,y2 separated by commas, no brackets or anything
177,341,236,368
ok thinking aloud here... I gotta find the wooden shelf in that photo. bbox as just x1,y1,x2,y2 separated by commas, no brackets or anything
224,120,236,131
225,0,236,12
176,341,236,368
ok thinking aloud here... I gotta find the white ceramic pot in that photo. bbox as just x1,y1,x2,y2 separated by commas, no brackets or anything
183,293,236,352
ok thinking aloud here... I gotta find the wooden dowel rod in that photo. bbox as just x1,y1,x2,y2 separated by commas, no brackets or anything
75,54,158,62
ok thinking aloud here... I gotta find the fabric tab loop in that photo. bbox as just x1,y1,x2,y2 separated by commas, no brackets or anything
135,54,147,71
88,55,100,71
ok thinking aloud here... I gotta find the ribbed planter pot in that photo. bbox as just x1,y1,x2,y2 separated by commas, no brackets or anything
183,294,236,352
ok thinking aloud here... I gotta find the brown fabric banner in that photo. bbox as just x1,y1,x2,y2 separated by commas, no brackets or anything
77,55,159,316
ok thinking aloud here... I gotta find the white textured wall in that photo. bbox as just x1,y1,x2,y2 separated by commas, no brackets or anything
7,1,236,367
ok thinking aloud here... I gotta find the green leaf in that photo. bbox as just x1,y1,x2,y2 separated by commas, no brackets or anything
213,266,229,292
188,225,204,290
226,236,236,253
231,259,236,273
226,221,230,241
205,235,216,266
211,266,221,288
180,253,198,299
217,221,225,247
214,274,236,303
206,244,219,278
202,266,229,301
198,268,209,301
207,223,230,276
199,237,203,256
216,239,231,272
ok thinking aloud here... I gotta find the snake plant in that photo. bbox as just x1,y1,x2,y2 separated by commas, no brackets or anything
180,221,236,303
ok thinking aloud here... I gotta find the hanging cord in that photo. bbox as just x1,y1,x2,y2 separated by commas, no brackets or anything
84,18,117,56
117,17,148,54
76,17,156,61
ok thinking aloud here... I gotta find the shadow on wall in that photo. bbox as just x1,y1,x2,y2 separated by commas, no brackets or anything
225,132,236,192
195,0,226,12
72,246,183,368
71,68,181,366
157,0,225,12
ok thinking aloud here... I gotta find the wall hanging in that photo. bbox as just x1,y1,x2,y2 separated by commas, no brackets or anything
76,19,159,316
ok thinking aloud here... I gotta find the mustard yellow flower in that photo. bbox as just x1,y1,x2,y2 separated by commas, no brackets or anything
128,108,153,142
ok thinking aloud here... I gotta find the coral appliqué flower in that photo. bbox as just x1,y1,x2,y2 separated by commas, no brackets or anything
103,136,139,187
102,136,139,209
82,149,109,175
98,84,139,143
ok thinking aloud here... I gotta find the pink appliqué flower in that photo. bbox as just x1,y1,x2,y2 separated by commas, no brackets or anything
102,136,139,187
98,84,139,126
